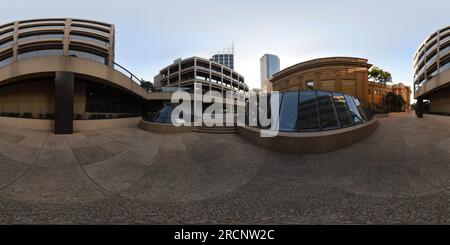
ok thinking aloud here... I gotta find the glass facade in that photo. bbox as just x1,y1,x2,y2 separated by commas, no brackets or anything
332,92,353,128
279,91,299,132
147,90,373,131
298,91,321,131
211,54,234,69
69,50,106,64
255,90,373,132
260,54,280,87
17,48,63,61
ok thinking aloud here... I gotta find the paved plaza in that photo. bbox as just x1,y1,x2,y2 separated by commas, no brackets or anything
0,114,449,224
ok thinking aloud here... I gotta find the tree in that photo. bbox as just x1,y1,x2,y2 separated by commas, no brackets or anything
384,92,405,112
369,66,393,109
140,81,154,92
369,66,392,84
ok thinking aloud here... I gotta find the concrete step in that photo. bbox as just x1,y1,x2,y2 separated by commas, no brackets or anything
192,126,237,134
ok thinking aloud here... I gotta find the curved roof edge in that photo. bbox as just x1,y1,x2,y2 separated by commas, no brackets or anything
272,56,372,80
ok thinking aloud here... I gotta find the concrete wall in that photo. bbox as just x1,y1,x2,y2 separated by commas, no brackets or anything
139,120,192,133
428,87,450,114
237,119,378,154
0,116,54,131
73,117,141,132
0,56,149,100
415,67,450,99
0,116,141,132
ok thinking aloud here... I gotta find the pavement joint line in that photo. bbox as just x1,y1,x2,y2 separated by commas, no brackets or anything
0,132,50,191
67,132,123,197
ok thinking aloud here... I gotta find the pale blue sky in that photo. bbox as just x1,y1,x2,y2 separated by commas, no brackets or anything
2,0,449,95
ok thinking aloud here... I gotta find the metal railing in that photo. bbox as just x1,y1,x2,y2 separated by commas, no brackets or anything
113,62,144,85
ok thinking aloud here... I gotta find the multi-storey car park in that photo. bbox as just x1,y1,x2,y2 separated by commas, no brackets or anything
154,56,249,94
0,18,149,134
414,26,450,116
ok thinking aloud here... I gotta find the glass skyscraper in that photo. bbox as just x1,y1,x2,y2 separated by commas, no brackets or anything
260,54,280,92
211,45,234,69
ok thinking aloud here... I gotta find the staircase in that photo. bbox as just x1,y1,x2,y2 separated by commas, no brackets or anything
192,125,237,134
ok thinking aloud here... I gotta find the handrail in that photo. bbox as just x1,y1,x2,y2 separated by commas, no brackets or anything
113,61,144,85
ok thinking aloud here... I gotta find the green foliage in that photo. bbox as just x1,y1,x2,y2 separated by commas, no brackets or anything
369,66,392,84
140,81,155,92
22,112,32,118
89,114,108,120
384,92,405,112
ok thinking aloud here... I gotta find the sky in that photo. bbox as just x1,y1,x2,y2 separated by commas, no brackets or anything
2,0,450,99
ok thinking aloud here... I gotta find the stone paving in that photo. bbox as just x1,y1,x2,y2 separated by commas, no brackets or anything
0,113,449,224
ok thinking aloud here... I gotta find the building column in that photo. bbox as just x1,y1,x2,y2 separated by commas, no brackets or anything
54,72,74,134
416,96,423,118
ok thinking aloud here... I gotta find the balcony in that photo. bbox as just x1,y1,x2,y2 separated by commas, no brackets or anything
440,35,450,46
426,54,438,68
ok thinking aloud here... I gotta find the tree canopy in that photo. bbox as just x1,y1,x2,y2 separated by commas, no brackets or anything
369,66,392,84
140,81,155,92
385,92,405,111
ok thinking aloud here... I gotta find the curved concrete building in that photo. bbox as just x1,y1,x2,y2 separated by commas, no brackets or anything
154,56,249,94
0,18,149,133
414,26,450,116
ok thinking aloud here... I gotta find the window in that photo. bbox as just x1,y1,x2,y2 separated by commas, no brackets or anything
0,53,13,67
353,97,371,121
69,50,106,64
278,92,299,132
69,45,107,64
344,95,363,124
332,92,354,128
70,33,108,47
316,91,339,130
298,91,321,131
0,37,13,50
306,80,314,90
19,31,64,42
17,45,63,61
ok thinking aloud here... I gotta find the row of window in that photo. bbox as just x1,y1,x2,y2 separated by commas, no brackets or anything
414,53,450,91
415,30,450,64
0,32,109,54
0,45,108,69
164,60,242,79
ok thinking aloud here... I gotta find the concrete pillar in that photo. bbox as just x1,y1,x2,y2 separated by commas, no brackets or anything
54,72,74,134
416,96,423,118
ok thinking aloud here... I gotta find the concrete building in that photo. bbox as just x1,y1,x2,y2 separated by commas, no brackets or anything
414,26,450,116
211,45,234,69
260,54,280,93
154,56,248,94
0,18,149,134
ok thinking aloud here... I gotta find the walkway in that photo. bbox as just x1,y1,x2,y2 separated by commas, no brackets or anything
0,113,449,224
